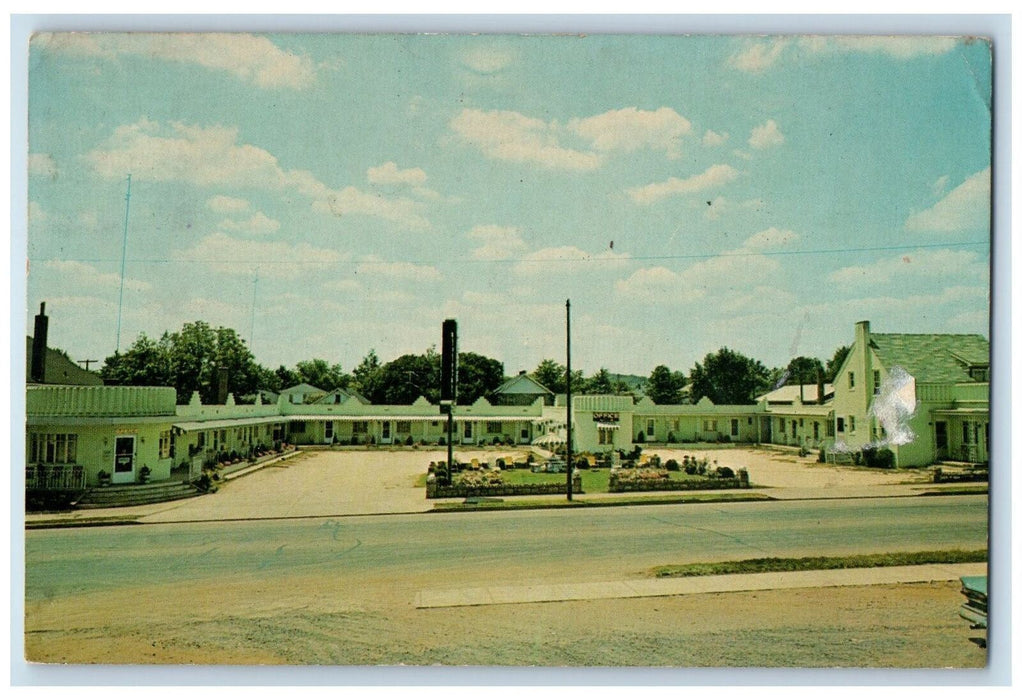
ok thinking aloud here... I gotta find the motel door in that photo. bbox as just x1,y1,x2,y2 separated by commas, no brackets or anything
381,421,392,444
935,422,948,460
112,435,135,484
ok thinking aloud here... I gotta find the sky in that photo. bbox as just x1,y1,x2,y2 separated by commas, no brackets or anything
25,33,992,378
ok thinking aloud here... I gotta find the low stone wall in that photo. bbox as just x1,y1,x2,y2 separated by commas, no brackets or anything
427,476,582,499
932,467,988,484
608,477,746,493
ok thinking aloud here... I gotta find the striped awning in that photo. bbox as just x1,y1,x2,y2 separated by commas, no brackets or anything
173,416,284,432
595,422,620,430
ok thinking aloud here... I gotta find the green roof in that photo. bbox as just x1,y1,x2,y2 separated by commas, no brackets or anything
871,333,989,384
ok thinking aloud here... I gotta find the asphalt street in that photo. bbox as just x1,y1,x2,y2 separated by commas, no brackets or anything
25,494,988,602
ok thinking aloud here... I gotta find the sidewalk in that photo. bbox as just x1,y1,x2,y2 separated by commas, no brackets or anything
414,562,988,609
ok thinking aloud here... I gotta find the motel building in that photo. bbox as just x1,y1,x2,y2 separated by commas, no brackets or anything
25,318,990,503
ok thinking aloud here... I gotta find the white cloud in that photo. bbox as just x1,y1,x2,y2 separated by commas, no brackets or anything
614,266,687,304
904,167,990,233
450,109,600,171
467,224,528,260
627,164,740,205
41,259,151,292
28,153,58,178
87,120,429,229
568,107,692,158
323,278,363,295
702,130,729,147
703,196,766,221
748,119,785,149
461,45,515,74
513,246,630,277
173,232,347,278
206,195,250,213
218,211,281,235
355,256,442,282
801,36,960,59
743,227,799,249
828,248,989,287
34,33,317,89
367,161,428,186
728,40,790,72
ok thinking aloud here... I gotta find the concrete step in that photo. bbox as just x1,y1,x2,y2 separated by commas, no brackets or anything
76,481,202,509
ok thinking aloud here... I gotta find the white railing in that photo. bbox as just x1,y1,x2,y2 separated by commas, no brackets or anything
25,464,87,490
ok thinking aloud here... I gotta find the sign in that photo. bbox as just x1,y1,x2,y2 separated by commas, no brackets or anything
592,412,620,423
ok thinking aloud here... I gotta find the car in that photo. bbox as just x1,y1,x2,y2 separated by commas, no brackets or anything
959,575,987,647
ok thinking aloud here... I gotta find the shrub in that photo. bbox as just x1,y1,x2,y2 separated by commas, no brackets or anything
636,431,645,443
715,466,735,479
667,431,676,443
664,458,679,472
798,444,809,458
439,435,447,446
405,435,414,446
818,446,827,463
862,446,895,468
717,434,730,443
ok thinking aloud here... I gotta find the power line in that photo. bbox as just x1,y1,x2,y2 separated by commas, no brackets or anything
35,239,989,270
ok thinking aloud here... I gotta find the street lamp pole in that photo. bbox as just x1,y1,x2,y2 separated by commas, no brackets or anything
566,299,573,501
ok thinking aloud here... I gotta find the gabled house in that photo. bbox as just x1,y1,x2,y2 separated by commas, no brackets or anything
831,321,990,466
492,371,555,406
278,383,326,405
313,387,371,405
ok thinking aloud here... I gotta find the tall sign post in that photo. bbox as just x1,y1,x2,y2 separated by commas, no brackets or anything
565,299,573,501
440,319,458,484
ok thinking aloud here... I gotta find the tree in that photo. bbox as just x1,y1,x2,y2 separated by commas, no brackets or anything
458,352,504,405
785,356,826,403
825,345,851,382
294,359,350,391
646,364,686,404
373,353,439,404
351,349,382,398
272,365,299,392
100,333,172,387
532,358,583,395
688,347,770,405
102,321,267,404
584,367,614,394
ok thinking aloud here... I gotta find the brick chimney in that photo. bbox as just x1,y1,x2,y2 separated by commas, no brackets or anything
30,302,49,383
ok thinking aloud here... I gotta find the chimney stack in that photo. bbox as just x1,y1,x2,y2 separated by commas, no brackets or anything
216,366,229,404
30,302,49,383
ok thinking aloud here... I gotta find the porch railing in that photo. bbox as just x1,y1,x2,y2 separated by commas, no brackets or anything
25,464,87,490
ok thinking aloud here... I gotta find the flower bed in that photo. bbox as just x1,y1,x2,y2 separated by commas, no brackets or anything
608,466,749,492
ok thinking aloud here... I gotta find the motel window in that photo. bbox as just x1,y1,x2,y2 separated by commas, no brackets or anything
671,419,680,431
486,421,502,434
352,421,369,433
521,427,529,440
647,419,655,436
779,419,785,434
849,416,856,433
962,422,971,444
747,418,753,425
837,417,845,433
731,419,739,437
29,433,78,465
873,370,881,395
292,422,306,433
791,420,797,435
397,421,412,433
703,419,717,432
464,422,473,438
159,431,172,459
848,372,855,389
197,432,206,448
598,428,615,445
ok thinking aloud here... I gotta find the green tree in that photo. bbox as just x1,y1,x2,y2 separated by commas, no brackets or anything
352,349,382,400
825,345,851,382
532,358,583,394
373,353,439,404
100,333,173,387
688,347,770,405
272,365,299,392
295,359,350,391
584,367,614,394
646,364,686,404
457,352,504,405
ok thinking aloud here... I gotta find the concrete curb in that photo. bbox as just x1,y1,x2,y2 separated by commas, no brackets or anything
415,562,988,609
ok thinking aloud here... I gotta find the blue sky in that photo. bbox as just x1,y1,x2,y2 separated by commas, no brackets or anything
26,33,991,377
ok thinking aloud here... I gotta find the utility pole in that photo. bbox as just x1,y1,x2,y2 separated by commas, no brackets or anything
115,174,132,353
566,299,573,501
249,269,259,350
78,359,98,370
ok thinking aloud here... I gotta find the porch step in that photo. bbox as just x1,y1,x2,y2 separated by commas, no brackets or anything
75,480,203,509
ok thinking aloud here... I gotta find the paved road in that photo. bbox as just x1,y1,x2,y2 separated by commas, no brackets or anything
25,494,987,602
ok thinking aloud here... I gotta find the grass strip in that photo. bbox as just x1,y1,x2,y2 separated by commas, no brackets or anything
651,548,987,578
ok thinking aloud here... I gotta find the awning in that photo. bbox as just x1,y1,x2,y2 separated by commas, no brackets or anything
532,432,566,445
173,416,284,432
595,422,620,430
